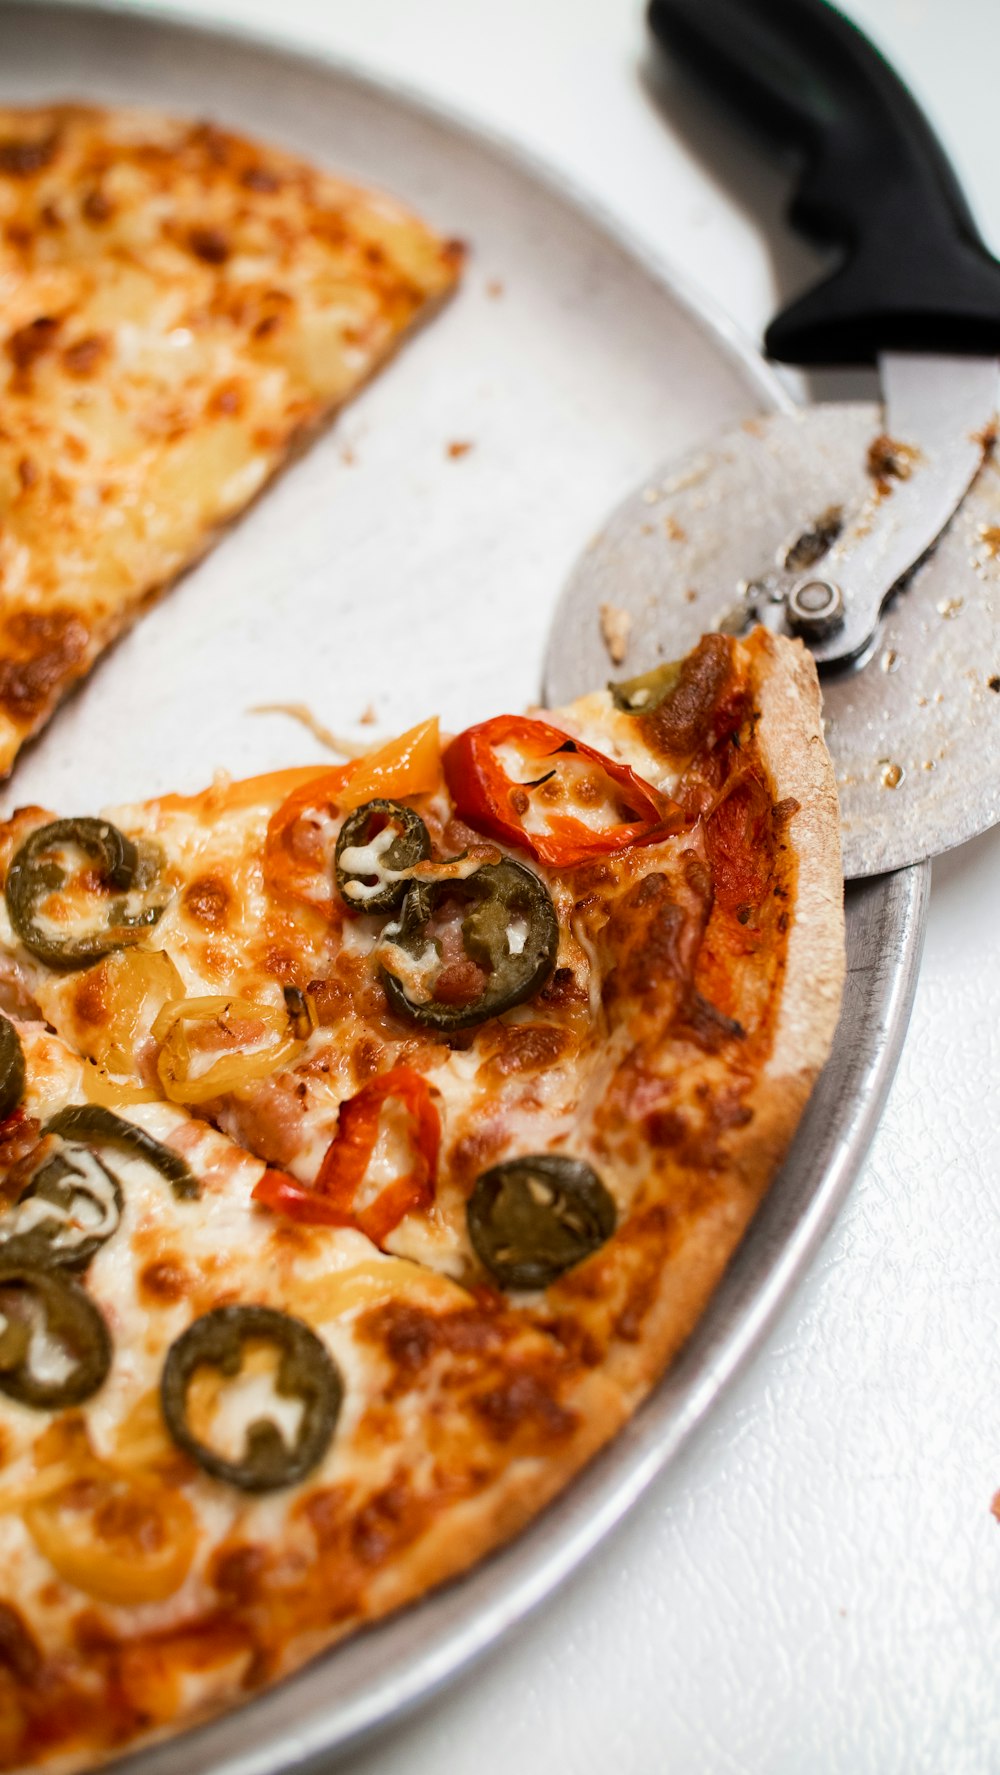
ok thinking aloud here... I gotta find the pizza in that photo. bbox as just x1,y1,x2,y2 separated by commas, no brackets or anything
0,626,844,1770
0,103,462,777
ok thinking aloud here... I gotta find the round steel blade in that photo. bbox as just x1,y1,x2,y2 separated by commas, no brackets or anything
543,403,1000,878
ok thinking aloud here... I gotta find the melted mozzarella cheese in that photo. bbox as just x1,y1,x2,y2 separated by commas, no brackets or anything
506,916,528,956
550,690,683,797
198,1355,304,1466
375,934,440,1003
337,826,399,903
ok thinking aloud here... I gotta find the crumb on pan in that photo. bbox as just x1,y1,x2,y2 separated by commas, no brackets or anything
599,602,631,666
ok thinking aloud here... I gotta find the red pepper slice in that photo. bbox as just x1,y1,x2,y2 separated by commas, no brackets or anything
262,764,356,914
252,1067,440,1248
443,715,681,866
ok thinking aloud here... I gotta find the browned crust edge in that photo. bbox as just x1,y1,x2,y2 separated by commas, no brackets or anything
295,1367,626,1651
600,630,845,1407
73,1373,627,1774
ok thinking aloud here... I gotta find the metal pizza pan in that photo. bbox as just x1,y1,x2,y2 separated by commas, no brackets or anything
0,4,929,1770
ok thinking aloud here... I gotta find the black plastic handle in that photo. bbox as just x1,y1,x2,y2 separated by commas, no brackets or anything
647,0,1000,365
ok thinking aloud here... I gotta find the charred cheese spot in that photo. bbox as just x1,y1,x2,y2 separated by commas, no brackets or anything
138,1258,190,1304
187,225,231,265
644,1107,688,1148
348,1478,436,1568
350,1034,385,1083
0,1604,41,1684
0,610,89,722
262,947,303,984
81,186,112,224
207,380,245,419
70,966,109,1030
447,1123,509,1190
470,1371,576,1445
0,133,59,178
241,165,281,194
6,315,61,376
538,966,587,1009
602,868,708,1018
61,332,108,378
360,1306,582,1456
210,1541,270,1606
294,1483,353,1551
360,1300,507,1386
182,875,231,929
486,1022,567,1076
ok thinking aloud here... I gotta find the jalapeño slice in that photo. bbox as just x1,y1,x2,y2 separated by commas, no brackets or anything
43,1105,200,1202
380,857,558,1032
0,1265,112,1408
609,659,683,715
161,1304,342,1493
335,799,431,913
0,1017,25,1122
0,1146,123,1272
5,818,164,971
467,1154,616,1290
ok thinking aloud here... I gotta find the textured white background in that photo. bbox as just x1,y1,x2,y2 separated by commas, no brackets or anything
56,0,1000,1768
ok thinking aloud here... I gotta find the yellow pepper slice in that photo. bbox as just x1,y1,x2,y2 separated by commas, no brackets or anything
152,995,306,1104
25,1468,197,1606
336,715,442,810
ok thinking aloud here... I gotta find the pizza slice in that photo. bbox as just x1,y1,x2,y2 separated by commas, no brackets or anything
0,627,843,1348
0,103,462,776
0,627,844,1770
0,1014,622,1770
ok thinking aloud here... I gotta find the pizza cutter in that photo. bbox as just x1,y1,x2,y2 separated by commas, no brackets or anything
543,0,1000,879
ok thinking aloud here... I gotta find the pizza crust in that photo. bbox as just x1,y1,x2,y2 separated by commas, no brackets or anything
295,1362,627,1647
750,631,846,1092
583,630,845,1407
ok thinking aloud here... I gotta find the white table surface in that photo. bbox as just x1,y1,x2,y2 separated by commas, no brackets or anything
69,0,1000,1767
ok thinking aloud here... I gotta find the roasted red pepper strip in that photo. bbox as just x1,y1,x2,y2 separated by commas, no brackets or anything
263,764,356,913
252,1067,440,1247
443,715,681,866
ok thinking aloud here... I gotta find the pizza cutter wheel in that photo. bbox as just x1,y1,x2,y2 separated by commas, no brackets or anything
544,0,1000,880
545,404,1000,879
